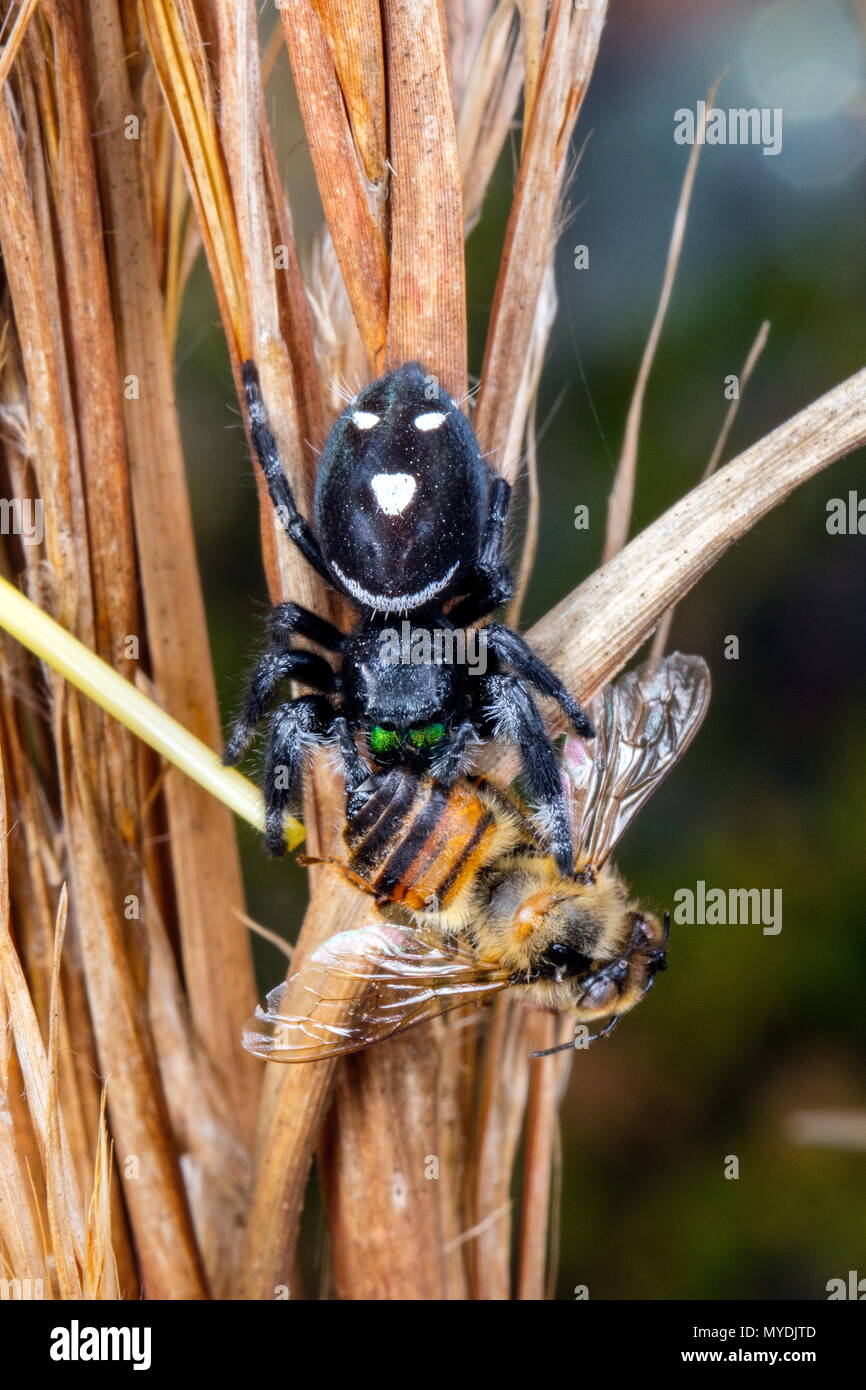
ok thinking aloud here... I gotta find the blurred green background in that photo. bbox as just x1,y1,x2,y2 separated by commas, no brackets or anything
177,0,866,1299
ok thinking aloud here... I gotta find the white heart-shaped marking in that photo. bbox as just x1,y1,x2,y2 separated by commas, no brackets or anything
370,472,417,516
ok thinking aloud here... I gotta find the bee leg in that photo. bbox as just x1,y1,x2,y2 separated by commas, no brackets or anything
480,672,575,875
264,695,331,855
586,1015,620,1044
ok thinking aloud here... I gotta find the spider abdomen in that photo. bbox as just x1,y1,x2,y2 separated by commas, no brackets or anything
314,363,486,614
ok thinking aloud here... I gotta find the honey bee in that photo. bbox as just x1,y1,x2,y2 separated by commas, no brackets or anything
243,653,710,1062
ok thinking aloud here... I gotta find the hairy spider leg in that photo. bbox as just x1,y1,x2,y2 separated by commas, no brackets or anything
479,672,575,874
224,600,344,764
447,474,513,627
429,717,480,785
269,601,345,652
263,695,333,854
242,361,335,587
332,715,373,814
484,622,595,738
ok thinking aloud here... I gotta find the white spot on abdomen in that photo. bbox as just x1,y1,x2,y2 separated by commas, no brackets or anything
414,411,447,432
370,471,417,515
352,410,380,430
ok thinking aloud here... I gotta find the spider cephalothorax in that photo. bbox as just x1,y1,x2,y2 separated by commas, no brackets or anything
224,360,593,871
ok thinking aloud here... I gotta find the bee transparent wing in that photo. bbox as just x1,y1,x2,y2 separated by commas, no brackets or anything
243,922,510,1063
564,652,711,868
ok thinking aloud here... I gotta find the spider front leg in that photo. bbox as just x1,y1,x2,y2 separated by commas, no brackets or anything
264,695,333,855
224,640,337,765
429,718,480,786
484,622,594,739
331,715,375,817
480,672,575,874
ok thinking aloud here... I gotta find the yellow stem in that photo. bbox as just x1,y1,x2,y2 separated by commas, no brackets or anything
0,575,303,849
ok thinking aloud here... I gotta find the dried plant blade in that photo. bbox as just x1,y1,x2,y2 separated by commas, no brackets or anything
530,365,866,708
0,788,85,1274
141,0,247,357
475,0,607,479
0,576,298,843
0,0,38,92
505,259,558,623
649,319,770,662
241,877,370,1300
602,75,721,563
60,698,208,1299
383,0,467,395
83,1089,120,1299
515,1010,558,1299
86,0,259,1133
280,0,389,369
0,86,79,627
455,0,523,232
521,0,546,127
311,0,388,185
470,998,533,1298
0,760,55,1293
320,1025,465,1299
700,320,770,484
214,1,326,628
44,886,82,1299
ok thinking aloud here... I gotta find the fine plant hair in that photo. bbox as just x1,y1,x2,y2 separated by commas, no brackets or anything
0,0,865,1302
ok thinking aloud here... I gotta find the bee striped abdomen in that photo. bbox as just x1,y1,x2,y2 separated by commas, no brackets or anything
345,770,499,914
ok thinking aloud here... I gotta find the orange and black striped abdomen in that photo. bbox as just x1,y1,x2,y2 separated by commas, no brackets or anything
344,769,500,914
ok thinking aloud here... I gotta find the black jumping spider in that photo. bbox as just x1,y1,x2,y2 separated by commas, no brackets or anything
224,361,593,872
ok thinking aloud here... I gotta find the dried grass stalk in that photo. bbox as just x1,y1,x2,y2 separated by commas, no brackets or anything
475,0,607,480
530,366,866,710
0,0,265,1300
87,0,258,1145
280,0,389,369
603,76,720,563
650,319,770,662
0,0,863,1305
383,0,466,394
456,1,524,233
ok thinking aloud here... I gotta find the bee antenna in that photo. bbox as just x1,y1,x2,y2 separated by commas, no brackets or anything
530,1037,580,1059
530,1013,620,1059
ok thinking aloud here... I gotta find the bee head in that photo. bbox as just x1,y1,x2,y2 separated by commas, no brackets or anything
528,908,671,1058
571,908,668,1019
